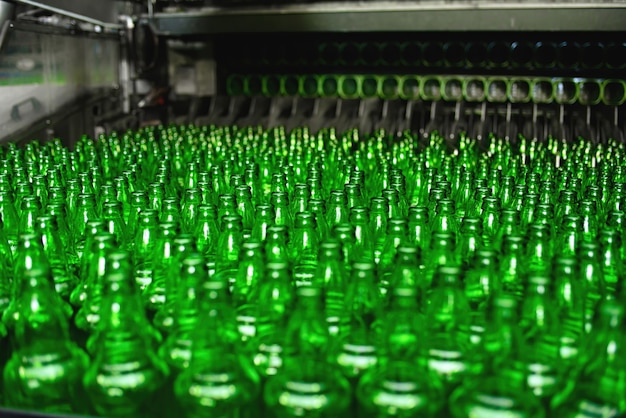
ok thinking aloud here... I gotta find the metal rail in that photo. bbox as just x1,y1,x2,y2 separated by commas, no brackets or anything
12,0,122,30
145,1,626,34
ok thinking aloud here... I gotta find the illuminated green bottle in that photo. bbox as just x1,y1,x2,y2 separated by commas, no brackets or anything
290,211,319,287
334,261,381,382
556,298,626,417
4,233,72,332
37,214,77,302
231,241,265,348
153,233,197,334
518,274,563,408
84,250,171,418
424,266,475,393
264,286,351,418
4,266,90,414
175,267,259,418
0,190,19,254
144,222,178,311
357,286,443,418
75,232,117,336
450,294,546,418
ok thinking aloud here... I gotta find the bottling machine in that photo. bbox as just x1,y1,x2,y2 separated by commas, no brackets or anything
0,1,625,417
0,0,624,148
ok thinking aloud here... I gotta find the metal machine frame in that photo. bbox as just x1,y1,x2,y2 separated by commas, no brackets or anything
0,0,624,143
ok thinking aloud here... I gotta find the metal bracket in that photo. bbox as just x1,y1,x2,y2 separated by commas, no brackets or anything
10,97,43,122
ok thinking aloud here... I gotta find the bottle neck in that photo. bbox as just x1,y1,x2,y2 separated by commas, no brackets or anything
15,270,71,350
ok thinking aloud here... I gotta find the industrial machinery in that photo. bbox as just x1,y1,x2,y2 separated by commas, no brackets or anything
0,1,625,417
0,0,623,146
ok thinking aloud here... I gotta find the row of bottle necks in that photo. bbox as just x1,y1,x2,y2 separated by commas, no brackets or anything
226,73,626,105
225,40,626,71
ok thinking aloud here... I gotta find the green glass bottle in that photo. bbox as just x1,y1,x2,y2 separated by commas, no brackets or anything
556,215,582,258
234,240,266,345
369,197,389,262
349,206,373,263
424,266,475,393
148,182,165,214
98,184,118,217
334,261,381,382
519,274,564,408
235,185,255,238
378,218,409,299
265,225,290,264
0,190,19,253
181,188,202,234
250,204,275,243
133,209,160,291
0,218,13,283
252,261,295,340
3,266,90,414
46,200,76,269
71,193,98,260
84,250,171,418
331,223,357,271
175,271,259,418
14,182,34,218
457,217,483,269
555,190,578,226
32,175,49,209
36,214,77,302
18,195,41,235
553,255,585,371
68,220,104,305
0,231,12,329
160,197,182,227
75,232,117,336
144,222,178,311
578,241,606,333
424,232,459,289
449,294,546,418
193,203,217,257
233,240,265,309
498,234,525,299
358,286,442,418
464,248,499,315
153,233,197,334
598,228,622,295
290,212,319,287
525,223,553,276
318,240,348,338
270,191,293,230
481,196,501,246
308,198,329,241
4,233,71,331
113,175,132,223
327,190,349,229
264,286,351,418
580,199,599,244
431,199,458,235
407,206,430,252
126,191,148,244
556,298,626,417
291,184,309,216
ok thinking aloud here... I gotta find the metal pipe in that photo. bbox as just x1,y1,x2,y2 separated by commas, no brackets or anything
0,0,14,53
11,0,121,30
0,0,14,26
